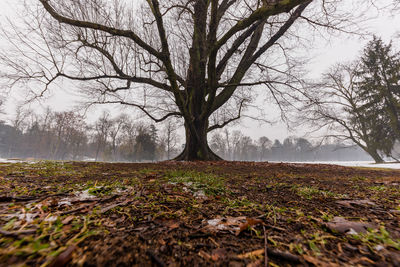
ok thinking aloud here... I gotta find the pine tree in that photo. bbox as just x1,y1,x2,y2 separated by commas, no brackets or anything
357,37,400,144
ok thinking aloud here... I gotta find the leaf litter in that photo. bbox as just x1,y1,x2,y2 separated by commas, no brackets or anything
0,161,400,266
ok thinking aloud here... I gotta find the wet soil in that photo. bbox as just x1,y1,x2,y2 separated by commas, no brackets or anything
0,161,399,266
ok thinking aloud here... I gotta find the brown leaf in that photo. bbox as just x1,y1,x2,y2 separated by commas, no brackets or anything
163,220,180,229
336,199,376,209
246,259,263,267
50,198,58,207
61,215,75,225
103,219,116,227
49,246,75,267
198,250,212,261
325,217,375,234
211,248,227,261
303,255,340,267
236,218,264,236
237,249,264,259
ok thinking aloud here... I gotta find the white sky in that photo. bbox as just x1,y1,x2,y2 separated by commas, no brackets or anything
1,0,400,142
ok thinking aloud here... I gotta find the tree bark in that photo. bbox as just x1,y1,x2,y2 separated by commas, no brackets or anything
367,149,384,164
175,120,221,161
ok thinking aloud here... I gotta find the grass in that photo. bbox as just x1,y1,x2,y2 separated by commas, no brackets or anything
350,226,400,251
166,170,226,196
367,185,387,192
293,186,340,200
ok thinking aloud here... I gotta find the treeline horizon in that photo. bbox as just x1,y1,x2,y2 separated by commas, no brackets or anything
0,108,374,162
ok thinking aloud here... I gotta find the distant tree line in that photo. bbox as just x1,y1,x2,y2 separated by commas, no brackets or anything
0,108,373,162
210,129,371,162
0,108,180,162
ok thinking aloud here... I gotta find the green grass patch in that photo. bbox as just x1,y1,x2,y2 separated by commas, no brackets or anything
293,186,339,200
166,170,226,196
351,226,400,250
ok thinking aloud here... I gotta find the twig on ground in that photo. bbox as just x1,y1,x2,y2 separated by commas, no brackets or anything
100,199,133,213
267,248,300,263
58,204,92,216
263,225,268,267
0,196,37,202
0,229,37,238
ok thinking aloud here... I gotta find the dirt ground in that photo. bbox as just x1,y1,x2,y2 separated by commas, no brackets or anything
0,160,399,266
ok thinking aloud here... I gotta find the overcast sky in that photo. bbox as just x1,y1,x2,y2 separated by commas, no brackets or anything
1,0,400,142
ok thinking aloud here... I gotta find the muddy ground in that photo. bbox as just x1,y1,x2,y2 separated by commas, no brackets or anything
0,161,399,266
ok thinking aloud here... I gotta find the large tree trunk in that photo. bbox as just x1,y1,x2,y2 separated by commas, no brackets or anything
175,119,221,161
367,149,384,164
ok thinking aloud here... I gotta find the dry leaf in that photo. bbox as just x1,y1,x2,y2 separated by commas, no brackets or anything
237,249,264,259
236,218,264,236
336,199,376,209
246,259,263,267
211,248,227,261
204,216,247,233
61,215,75,225
303,255,340,267
49,246,76,267
198,250,212,261
325,217,375,234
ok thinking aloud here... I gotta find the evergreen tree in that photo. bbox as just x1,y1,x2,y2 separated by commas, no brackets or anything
357,37,400,150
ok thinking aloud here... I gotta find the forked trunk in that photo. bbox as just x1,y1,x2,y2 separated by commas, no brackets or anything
175,120,221,161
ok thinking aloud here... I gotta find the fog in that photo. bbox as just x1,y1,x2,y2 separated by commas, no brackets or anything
0,0,399,163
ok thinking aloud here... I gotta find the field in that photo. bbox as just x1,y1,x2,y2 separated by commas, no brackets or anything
0,161,399,266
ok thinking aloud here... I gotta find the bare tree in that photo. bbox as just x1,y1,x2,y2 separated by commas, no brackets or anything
93,111,112,161
161,120,179,160
257,136,272,161
109,114,128,161
1,0,369,160
119,118,140,161
302,63,389,163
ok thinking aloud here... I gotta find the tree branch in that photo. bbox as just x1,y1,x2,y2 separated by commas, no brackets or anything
38,0,163,59
92,100,182,123
207,99,246,132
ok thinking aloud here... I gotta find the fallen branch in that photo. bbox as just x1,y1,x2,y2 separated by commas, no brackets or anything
267,248,300,263
59,204,93,216
69,194,120,204
263,226,268,267
0,192,70,203
0,229,37,238
100,199,133,213
0,196,37,202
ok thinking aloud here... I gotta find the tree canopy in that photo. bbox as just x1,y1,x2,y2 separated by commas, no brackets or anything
0,0,372,160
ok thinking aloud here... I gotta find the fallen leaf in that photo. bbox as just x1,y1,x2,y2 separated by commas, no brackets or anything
211,248,227,261
49,246,75,267
61,215,75,225
198,250,212,261
236,217,263,236
102,219,116,227
237,249,264,259
204,216,246,233
325,217,375,234
246,259,263,267
163,220,180,229
336,199,376,209
303,255,340,267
